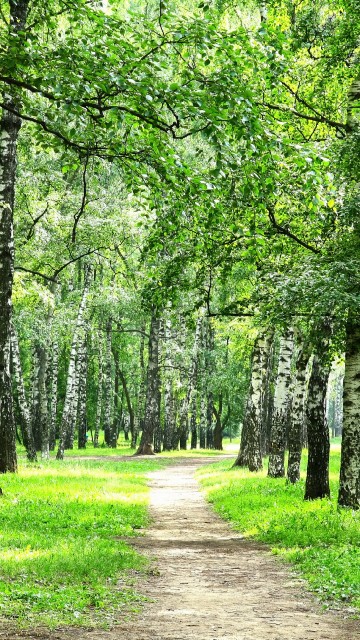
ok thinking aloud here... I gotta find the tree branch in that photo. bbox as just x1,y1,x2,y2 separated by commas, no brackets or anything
267,205,321,254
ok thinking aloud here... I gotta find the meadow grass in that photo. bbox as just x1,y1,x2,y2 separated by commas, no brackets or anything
0,456,167,629
198,444,360,614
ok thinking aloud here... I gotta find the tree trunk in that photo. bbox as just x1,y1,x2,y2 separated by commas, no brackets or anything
179,316,202,451
190,393,198,449
234,332,272,470
199,393,206,449
268,328,294,478
260,331,275,455
213,394,223,451
0,1,29,473
135,312,160,455
56,267,91,460
77,332,88,449
38,346,49,460
10,325,37,461
48,338,59,450
31,345,42,451
304,351,331,500
94,330,103,448
104,318,114,447
338,321,360,508
163,317,176,451
287,338,310,484
133,325,146,449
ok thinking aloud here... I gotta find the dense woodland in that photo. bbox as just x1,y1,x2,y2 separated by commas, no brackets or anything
1,0,360,507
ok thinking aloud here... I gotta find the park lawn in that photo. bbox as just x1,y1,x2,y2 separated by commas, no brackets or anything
0,456,167,629
198,447,360,614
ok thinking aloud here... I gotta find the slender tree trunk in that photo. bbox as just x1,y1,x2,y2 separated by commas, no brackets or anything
338,321,360,508
31,345,42,451
0,0,29,473
133,326,146,448
234,332,271,470
10,325,37,461
48,338,59,450
260,331,275,455
179,317,202,450
190,393,198,449
114,344,135,445
268,328,294,478
287,338,310,483
56,267,91,460
135,312,160,455
38,346,49,460
213,394,223,451
94,330,103,448
104,318,114,447
199,394,206,448
304,352,331,500
163,318,176,451
77,333,88,449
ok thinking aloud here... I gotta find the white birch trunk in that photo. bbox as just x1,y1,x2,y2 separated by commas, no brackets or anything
104,318,114,447
10,325,37,461
0,0,29,473
179,316,202,450
268,328,294,478
56,267,91,459
94,330,104,448
287,336,310,483
338,322,360,508
136,312,160,455
48,339,59,450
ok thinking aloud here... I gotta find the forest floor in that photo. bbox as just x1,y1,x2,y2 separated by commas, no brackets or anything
2,455,360,640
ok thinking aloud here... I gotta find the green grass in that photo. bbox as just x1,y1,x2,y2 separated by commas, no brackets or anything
0,456,166,629
198,445,360,614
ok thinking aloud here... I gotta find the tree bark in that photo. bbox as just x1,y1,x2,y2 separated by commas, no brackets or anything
338,320,360,508
77,332,88,449
0,0,29,473
31,345,41,451
179,316,202,450
163,317,176,451
213,394,223,451
234,332,273,470
94,329,104,448
135,311,160,455
103,318,115,447
190,392,198,449
56,267,91,459
287,337,310,484
38,345,49,460
304,353,331,500
10,324,37,461
48,337,59,451
268,328,294,478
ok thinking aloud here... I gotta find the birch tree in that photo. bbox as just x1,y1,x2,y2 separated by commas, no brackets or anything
56,267,91,460
268,328,294,478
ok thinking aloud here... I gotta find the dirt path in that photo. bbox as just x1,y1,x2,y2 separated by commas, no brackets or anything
116,458,360,640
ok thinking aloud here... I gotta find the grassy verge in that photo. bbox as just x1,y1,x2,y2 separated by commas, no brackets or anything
0,456,166,629
198,447,360,614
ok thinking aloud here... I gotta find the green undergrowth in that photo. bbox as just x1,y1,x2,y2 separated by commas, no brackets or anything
198,448,360,614
0,457,167,629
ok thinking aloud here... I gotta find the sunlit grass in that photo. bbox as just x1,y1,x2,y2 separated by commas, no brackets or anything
198,441,360,614
0,457,167,629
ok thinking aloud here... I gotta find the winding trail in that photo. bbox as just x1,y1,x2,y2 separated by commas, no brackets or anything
118,457,360,640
